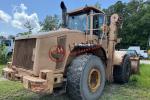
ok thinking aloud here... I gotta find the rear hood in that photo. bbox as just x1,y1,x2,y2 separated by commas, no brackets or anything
15,28,82,40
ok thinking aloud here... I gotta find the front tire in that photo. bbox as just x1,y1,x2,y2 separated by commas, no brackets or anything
67,54,105,100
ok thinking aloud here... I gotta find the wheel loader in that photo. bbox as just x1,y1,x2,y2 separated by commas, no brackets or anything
3,1,136,100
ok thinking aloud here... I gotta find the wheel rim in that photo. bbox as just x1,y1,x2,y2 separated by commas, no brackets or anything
88,68,101,92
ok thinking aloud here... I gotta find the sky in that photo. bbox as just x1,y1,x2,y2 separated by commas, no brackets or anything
0,0,129,36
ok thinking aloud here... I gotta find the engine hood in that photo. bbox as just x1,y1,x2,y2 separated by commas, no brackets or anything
15,28,82,40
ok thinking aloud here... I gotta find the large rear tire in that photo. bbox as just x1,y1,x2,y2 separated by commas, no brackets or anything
67,54,105,100
113,55,131,84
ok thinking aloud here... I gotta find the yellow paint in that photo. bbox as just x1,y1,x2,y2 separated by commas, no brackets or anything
148,50,150,55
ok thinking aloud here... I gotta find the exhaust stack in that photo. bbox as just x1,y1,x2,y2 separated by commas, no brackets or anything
60,1,67,28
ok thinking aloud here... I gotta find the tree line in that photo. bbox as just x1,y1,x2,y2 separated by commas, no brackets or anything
2,0,150,50
103,0,150,49
0,0,150,64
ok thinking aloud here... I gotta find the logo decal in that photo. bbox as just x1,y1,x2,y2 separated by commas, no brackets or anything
49,45,66,62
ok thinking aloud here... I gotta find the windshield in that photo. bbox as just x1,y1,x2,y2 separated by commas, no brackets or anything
127,50,138,56
68,14,87,32
68,13,105,35
2,40,11,46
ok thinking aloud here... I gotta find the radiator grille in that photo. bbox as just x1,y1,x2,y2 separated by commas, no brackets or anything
12,38,36,70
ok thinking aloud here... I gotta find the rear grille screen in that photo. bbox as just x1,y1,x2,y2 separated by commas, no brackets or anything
12,38,36,70
56,35,66,69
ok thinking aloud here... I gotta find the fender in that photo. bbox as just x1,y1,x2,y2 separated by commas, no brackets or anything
113,50,127,66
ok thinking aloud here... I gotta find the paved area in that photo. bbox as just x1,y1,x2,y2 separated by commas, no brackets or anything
140,60,150,64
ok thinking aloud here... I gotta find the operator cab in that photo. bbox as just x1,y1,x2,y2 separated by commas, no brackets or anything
67,6,107,36
61,1,107,37
67,6,106,36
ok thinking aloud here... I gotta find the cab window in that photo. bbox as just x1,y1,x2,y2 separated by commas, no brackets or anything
68,14,87,32
93,14,105,36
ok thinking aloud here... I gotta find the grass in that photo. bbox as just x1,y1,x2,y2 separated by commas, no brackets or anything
101,84,150,100
102,64,150,100
0,64,150,100
0,65,5,77
130,64,150,88
0,81,36,100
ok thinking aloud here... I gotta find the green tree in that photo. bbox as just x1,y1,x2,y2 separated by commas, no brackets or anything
24,20,33,34
41,15,59,31
95,2,101,9
16,20,34,37
104,0,150,49
16,32,31,37
0,44,7,64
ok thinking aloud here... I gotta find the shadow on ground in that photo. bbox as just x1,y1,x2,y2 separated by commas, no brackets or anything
38,94,70,100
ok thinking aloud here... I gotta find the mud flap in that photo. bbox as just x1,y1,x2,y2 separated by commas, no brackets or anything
130,58,140,74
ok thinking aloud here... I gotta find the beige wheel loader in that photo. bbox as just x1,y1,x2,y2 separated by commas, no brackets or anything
2,1,138,100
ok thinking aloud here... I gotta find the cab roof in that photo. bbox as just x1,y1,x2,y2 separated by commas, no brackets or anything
68,6,105,16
